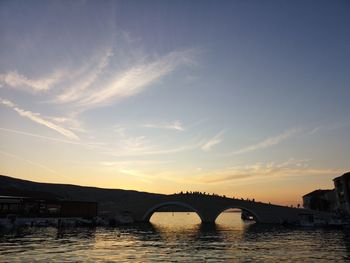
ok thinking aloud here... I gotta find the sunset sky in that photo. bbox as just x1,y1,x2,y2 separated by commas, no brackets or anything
1,0,349,205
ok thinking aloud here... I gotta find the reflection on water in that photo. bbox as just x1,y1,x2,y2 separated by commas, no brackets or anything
1,212,350,262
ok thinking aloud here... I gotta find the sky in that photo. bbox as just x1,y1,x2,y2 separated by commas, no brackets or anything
0,0,349,206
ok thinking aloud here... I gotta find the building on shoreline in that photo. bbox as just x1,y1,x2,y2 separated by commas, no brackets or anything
333,172,350,214
0,196,97,219
302,189,335,212
303,172,350,216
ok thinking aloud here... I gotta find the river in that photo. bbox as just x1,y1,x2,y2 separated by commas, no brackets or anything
1,212,350,262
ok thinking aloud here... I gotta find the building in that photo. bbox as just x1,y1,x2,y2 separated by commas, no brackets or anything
333,172,350,214
302,172,350,216
0,196,28,216
0,196,97,218
302,189,335,212
60,201,97,218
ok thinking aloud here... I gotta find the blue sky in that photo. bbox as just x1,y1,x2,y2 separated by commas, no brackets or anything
0,0,349,205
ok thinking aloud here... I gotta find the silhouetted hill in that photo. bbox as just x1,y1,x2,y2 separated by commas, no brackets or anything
0,174,162,202
0,175,193,214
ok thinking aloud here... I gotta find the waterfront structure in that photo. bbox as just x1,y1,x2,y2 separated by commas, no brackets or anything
0,196,29,216
60,201,97,218
0,195,97,218
108,193,331,224
302,189,335,212
333,172,350,214
302,172,350,216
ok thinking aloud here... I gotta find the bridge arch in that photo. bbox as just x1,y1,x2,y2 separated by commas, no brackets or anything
142,201,205,223
213,205,261,223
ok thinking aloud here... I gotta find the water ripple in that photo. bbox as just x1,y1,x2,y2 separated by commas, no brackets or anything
1,213,350,262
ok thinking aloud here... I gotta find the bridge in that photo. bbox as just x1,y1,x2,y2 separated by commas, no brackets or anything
100,193,332,224
0,175,332,225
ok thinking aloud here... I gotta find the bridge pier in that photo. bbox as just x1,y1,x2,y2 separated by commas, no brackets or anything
200,214,217,224
200,220,216,225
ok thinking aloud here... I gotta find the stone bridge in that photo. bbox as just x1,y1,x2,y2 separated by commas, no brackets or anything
0,175,331,225
104,194,332,224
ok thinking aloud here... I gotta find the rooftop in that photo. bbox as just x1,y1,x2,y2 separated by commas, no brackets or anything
333,172,350,181
303,189,333,198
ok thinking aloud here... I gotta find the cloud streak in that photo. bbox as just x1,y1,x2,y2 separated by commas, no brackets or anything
0,149,62,177
0,127,122,155
56,48,113,103
231,128,301,155
191,159,342,185
0,126,199,157
201,130,225,151
0,98,79,140
0,70,63,92
142,120,185,131
69,49,195,110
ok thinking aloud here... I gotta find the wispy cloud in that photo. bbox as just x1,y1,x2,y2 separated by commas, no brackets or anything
73,49,195,109
108,122,205,156
56,48,113,103
99,160,170,169
308,122,350,135
0,149,62,177
0,98,79,140
0,127,119,154
0,126,200,158
231,128,301,155
201,130,225,152
0,127,83,145
120,136,150,152
309,126,321,135
143,120,185,131
113,124,127,137
130,143,200,156
109,136,200,157
191,159,341,185
0,70,63,92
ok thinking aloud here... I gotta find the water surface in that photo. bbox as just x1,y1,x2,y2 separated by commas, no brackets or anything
1,212,350,262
